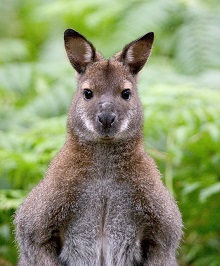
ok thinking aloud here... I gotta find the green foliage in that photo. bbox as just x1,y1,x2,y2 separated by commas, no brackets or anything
0,0,220,265
142,85,220,265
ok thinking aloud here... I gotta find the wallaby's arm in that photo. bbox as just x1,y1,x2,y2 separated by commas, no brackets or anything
129,154,182,266
141,191,181,266
15,142,82,265
15,180,63,265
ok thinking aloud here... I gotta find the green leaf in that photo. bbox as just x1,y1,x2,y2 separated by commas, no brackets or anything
200,183,220,202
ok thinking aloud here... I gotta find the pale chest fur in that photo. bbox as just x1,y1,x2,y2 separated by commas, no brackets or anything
59,177,145,266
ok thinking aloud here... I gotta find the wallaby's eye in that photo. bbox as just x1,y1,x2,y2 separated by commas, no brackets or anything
121,89,131,100
83,89,93,100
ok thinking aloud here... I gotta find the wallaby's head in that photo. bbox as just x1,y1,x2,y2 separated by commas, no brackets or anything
64,29,154,143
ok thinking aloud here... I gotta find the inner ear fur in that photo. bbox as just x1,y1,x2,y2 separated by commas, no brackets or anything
115,32,154,74
64,29,97,74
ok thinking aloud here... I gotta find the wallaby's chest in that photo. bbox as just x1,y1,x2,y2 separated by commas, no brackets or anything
59,178,144,266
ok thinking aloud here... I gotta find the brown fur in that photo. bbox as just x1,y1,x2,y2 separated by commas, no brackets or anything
15,29,182,266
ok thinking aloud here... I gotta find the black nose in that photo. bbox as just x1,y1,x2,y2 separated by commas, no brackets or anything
98,113,116,129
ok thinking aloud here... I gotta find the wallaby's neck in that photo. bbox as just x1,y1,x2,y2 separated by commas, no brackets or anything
66,132,144,164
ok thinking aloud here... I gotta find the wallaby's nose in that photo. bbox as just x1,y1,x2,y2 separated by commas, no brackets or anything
98,113,116,129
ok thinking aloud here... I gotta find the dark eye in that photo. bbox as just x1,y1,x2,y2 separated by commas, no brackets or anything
83,89,93,100
121,89,131,100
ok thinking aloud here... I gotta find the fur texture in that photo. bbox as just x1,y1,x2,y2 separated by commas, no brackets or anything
15,29,182,266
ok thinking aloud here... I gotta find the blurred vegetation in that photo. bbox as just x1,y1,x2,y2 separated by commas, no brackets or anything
0,0,220,265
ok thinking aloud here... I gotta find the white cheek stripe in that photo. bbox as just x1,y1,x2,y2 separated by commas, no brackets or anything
120,117,130,133
81,113,95,133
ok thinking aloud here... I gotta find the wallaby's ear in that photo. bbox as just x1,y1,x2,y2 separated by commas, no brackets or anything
116,32,154,75
64,29,96,74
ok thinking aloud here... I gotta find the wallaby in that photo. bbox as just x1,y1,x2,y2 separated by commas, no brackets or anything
15,29,182,266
